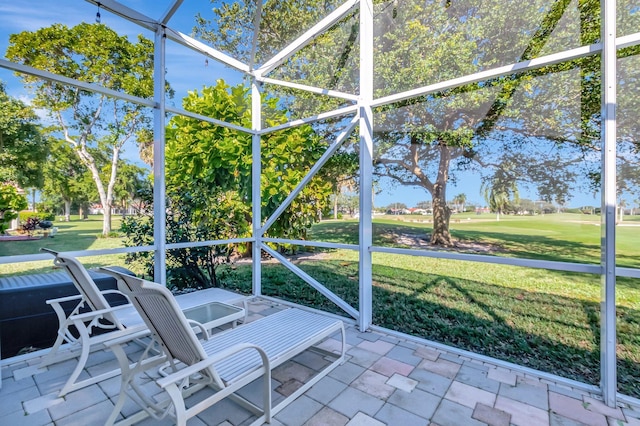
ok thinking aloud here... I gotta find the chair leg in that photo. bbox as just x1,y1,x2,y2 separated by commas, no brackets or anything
105,343,134,426
58,319,93,396
106,338,170,426
39,326,70,368
166,384,188,426
263,368,272,423
40,302,82,367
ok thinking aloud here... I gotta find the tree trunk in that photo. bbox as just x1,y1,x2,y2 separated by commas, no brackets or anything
64,199,71,222
430,184,452,246
103,202,112,235
333,193,338,220
429,144,453,246
77,203,89,219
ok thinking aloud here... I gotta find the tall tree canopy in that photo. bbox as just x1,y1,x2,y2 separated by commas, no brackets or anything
165,81,333,240
123,81,334,287
6,23,161,235
195,0,639,246
0,81,47,189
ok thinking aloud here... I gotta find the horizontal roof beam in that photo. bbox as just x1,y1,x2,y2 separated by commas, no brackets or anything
259,76,359,101
84,0,250,73
0,58,156,108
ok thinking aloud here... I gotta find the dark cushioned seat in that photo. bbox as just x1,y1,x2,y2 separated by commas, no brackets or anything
0,266,133,358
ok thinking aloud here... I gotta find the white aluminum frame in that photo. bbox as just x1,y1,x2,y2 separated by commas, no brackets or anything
152,26,168,285
251,79,263,297
358,0,374,332
600,0,617,407
0,0,638,407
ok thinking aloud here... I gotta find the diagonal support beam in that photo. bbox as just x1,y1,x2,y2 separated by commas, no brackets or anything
0,59,155,108
164,105,252,134
164,27,251,73
260,105,358,134
261,244,359,320
259,76,359,101
261,116,359,233
159,0,184,24
255,0,360,77
372,44,600,109
84,0,157,31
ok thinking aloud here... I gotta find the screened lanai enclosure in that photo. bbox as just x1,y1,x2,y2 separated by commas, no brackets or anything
0,0,639,411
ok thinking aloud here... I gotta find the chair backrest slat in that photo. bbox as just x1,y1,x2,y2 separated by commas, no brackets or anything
52,253,120,326
100,268,207,366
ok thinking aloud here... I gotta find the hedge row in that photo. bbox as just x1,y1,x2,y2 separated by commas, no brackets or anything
18,211,55,222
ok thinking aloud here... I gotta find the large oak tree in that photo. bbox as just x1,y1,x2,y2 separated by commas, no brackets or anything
195,0,639,246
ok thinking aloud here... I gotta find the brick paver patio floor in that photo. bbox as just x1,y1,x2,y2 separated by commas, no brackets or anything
2,298,639,426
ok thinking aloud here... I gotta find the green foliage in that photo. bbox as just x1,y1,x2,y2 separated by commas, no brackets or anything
123,80,333,287
95,231,121,239
481,165,520,217
42,138,92,218
121,185,243,289
0,184,28,234
112,161,149,217
6,22,164,235
165,80,332,243
216,253,640,396
20,216,40,236
196,0,631,247
18,211,55,222
0,81,47,188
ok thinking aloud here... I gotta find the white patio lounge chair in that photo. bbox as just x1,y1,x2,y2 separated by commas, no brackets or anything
39,249,248,396
99,267,346,426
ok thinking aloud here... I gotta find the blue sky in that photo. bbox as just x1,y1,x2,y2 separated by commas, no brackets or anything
0,1,602,209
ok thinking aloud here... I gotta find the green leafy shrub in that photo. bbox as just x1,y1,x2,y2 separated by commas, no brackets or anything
123,81,334,290
0,184,28,234
18,211,55,222
96,231,121,239
122,186,240,290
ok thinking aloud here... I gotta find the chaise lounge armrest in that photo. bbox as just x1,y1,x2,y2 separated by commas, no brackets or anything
46,289,129,306
156,343,270,389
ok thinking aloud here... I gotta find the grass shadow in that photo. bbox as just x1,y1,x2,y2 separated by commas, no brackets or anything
219,258,640,398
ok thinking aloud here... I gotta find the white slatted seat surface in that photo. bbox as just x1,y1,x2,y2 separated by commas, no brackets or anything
204,308,341,383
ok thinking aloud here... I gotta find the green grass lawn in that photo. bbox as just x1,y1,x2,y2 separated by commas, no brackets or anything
2,212,639,397
0,215,129,276
314,212,640,268
221,250,640,397
230,212,640,396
